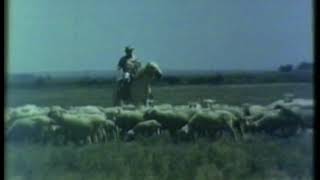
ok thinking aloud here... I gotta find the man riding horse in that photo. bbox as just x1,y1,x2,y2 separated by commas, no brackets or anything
117,46,141,101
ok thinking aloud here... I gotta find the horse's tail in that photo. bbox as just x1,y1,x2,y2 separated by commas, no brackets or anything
113,87,122,106
112,79,120,106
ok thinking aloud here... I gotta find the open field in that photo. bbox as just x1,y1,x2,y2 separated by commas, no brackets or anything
6,83,313,107
5,83,314,180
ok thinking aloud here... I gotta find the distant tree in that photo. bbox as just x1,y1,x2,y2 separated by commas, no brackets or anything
46,75,52,81
296,62,313,70
278,64,293,72
209,73,224,84
34,76,47,86
163,76,181,85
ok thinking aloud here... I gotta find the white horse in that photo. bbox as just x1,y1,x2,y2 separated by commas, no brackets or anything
113,62,162,106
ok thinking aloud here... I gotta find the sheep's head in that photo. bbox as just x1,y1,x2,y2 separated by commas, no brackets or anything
244,119,259,131
274,104,292,114
143,108,158,120
203,99,216,108
48,106,65,121
283,93,294,103
242,103,252,116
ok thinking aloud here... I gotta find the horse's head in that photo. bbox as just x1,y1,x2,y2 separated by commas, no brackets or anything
144,62,163,79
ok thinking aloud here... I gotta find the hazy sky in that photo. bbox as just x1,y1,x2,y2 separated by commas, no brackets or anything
8,0,313,73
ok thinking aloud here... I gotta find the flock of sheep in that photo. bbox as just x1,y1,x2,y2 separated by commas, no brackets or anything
5,94,314,145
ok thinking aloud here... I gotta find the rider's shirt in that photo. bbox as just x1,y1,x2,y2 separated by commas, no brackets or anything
118,54,138,73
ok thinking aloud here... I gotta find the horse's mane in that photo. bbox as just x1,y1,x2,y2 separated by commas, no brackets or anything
134,62,160,80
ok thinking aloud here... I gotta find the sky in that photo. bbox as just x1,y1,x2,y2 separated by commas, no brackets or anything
8,0,313,73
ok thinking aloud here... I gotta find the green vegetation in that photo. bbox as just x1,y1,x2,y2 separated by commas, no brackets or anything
7,83,313,107
8,69,312,89
6,134,313,180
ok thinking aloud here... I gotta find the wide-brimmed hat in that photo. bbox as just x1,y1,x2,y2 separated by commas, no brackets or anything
125,46,134,52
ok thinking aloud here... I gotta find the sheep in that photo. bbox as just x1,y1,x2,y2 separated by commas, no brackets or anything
278,105,314,130
202,99,216,109
6,115,55,143
146,99,155,107
291,98,314,109
6,118,40,143
114,109,145,138
294,108,314,130
177,124,193,141
144,108,191,137
209,104,247,137
242,103,270,130
5,108,13,130
100,107,121,121
10,104,49,118
283,93,295,102
129,120,162,138
152,104,173,111
188,101,202,109
188,110,240,141
247,104,303,137
79,113,113,143
48,106,108,145
48,108,93,144
97,119,118,142
68,105,104,115
267,96,313,110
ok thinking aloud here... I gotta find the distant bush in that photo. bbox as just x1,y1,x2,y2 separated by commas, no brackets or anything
161,76,181,85
296,62,313,71
278,64,293,72
8,70,313,89
34,75,52,87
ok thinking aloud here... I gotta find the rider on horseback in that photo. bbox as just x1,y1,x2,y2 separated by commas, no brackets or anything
117,46,141,101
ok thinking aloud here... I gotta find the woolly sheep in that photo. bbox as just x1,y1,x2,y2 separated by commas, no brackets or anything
10,105,50,121
101,107,121,121
6,118,40,142
48,107,108,145
98,119,118,141
279,105,314,130
6,115,54,143
209,104,246,136
283,93,295,102
68,105,104,115
177,124,193,141
267,98,313,110
130,120,162,137
202,99,216,109
114,109,145,134
144,108,190,136
188,110,240,140
248,105,303,137
188,101,202,109
242,103,270,129
152,104,173,111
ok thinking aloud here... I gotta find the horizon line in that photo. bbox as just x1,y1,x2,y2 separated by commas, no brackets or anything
8,68,280,75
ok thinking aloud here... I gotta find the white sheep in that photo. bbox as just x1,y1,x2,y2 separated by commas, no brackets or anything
6,115,55,143
188,109,240,140
48,106,108,145
129,120,162,137
202,99,216,109
67,105,105,115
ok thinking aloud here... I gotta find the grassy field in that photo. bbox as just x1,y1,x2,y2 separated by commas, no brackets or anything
5,83,314,180
5,135,314,180
6,83,313,107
